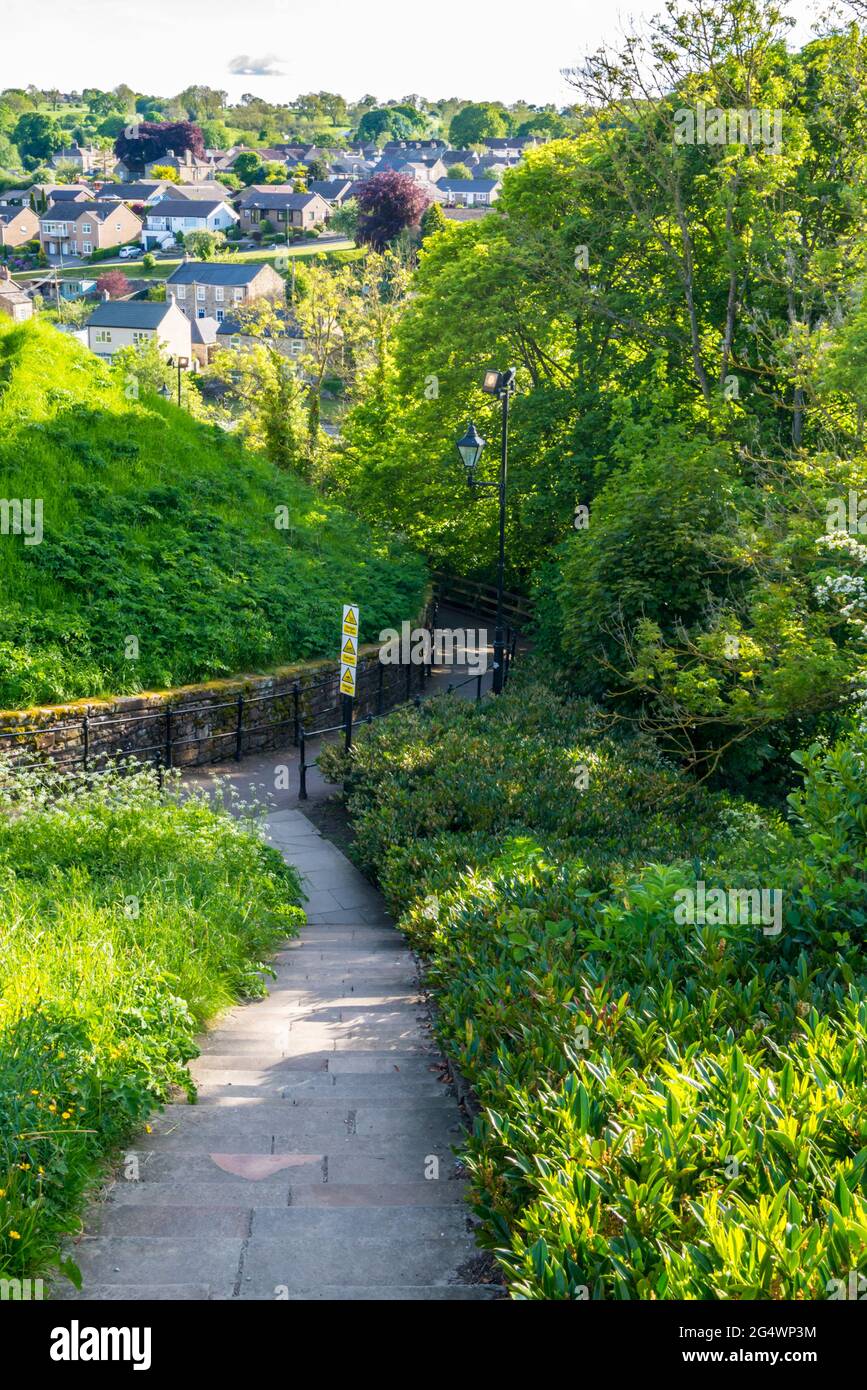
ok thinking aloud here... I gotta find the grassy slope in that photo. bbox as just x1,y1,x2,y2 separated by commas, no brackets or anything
0,319,425,707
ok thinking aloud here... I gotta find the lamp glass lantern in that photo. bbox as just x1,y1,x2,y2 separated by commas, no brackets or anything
456,420,485,484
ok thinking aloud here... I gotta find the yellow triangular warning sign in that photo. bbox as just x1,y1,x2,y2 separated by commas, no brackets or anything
340,663,356,696
341,635,357,666
342,603,359,637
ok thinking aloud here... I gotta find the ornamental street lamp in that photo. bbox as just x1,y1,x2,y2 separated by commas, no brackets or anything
456,366,516,694
169,355,189,408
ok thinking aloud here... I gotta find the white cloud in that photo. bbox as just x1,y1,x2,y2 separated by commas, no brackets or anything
227,53,285,77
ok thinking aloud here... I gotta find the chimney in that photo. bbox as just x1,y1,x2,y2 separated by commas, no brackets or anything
185,149,192,165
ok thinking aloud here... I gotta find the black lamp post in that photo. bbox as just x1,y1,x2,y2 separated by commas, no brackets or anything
168,355,189,408
456,366,516,694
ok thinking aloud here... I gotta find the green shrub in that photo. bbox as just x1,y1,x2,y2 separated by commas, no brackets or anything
321,675,867,1298
0,760,304,1283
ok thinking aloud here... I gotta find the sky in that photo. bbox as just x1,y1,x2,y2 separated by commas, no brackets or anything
1,0,823,108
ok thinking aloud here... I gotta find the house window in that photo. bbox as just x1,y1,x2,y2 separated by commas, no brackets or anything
95,330,112,343
176,286,186,300
115,223,122,232
196,287,205,301
215,287,224,302
81,223,91,233
215,309,224,322
132,331,150,344
197,308,206,320
83,242,92,255
234,288,243,302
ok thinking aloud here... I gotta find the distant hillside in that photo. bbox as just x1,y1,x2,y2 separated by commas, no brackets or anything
0,320,425,709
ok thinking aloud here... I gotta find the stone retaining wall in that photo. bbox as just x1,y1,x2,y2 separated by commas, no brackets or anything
0,602,433,773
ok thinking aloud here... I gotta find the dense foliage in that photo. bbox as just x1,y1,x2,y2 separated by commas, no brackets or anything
330,0,867,788
0,761,303,1283
321,676,867,1298
0,319,426,707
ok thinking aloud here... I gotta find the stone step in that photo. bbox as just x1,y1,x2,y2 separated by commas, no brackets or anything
120,1151,464,1185
93,1203,473,1241
236,1235,479,1293
110,1180,470,1208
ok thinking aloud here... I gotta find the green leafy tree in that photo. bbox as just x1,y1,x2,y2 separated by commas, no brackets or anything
448,103,509,146
13,112,64,163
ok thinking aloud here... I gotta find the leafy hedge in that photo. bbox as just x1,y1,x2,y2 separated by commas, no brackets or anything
0,762,303,1283
320,675,867,1299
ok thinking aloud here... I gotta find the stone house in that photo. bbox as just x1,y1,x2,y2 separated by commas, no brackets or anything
0,266,33,321
165,261,285,325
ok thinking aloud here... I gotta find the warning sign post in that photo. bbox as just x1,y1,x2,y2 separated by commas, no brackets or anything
340,604,359,750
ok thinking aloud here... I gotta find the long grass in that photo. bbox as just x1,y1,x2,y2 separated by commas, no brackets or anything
0,759,303,1283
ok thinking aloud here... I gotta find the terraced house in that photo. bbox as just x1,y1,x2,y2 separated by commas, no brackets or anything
165,261,285,324
38,201,142,257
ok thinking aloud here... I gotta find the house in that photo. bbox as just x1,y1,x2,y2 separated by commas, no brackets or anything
86,299,192,363
95,181,174,207
216,307,305,359
307,179,354,206
382,139,447,154
442,150,482,169
168,182,233,202
0,266,33,321
483,136,539,158
141,199,238,250
190,314,219,367
50,144,117,177
0,205,40,247
165,261,285,324
235,187,331,235
39,201,143,257
378,156,447,185
329,157,376,180
143,149,216,183
435,177,500,208
46,187,95,207
0,185,91,211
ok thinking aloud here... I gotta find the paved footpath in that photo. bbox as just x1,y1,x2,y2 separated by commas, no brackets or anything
54,807,495,1301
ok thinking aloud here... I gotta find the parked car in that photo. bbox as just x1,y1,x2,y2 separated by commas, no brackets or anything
117,246,142,260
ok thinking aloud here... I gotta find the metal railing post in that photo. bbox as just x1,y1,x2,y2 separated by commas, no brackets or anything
377,662,384,716
343,694,353,753
298,725,307,800
235,693,244,762
293,681,301,746
165,708,173,771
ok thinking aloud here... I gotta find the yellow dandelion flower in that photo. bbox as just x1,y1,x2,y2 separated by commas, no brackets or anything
48,1104,57,1113
61,1112,71,1121
9,1231,21,1240
145,1125,152,1134
18,1163,30,1171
